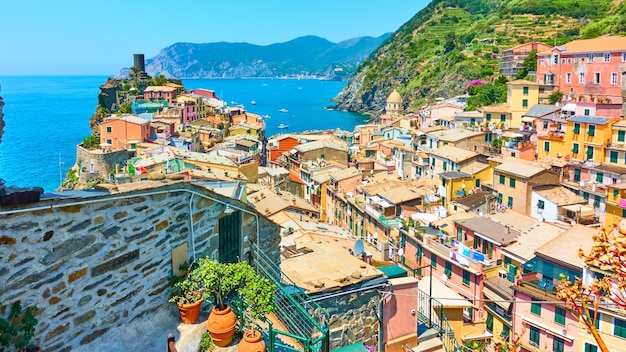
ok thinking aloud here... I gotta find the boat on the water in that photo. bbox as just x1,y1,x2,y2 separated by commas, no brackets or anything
278,124,288,129
251,100,256,105
262,115,271,119
278,108,288,113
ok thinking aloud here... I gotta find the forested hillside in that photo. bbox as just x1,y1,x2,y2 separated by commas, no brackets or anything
334,0,626,114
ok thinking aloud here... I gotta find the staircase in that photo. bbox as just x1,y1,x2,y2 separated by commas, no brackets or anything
412,329,445,352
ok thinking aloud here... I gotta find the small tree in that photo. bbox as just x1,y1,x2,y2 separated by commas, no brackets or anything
238,269,276,335
193,259,251,311
556,222,626,352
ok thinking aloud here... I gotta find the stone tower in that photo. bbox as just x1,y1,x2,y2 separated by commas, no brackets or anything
133,54,145,73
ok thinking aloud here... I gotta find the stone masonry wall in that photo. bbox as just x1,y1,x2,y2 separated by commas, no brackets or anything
75,144,130,182
0,182,280,351
315,286,380,350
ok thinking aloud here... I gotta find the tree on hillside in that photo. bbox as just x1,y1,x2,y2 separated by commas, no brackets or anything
466,75,508,111
556,222,626,352
515,49,537,79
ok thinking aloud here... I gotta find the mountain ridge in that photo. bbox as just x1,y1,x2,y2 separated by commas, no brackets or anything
117,34,391,80
333,0,626,114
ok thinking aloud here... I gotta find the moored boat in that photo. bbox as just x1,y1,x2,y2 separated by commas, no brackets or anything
278,124,288,129
278,108,288,113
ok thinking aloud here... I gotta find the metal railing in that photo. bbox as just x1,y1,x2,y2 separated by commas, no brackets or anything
417,288,472,352
250,244,329,352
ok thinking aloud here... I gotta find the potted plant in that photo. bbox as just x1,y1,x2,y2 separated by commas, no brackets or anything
194,258,251,347
168,263,204,324
237,270,276,352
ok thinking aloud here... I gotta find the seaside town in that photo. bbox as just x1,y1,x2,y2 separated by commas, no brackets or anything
2,35,626,352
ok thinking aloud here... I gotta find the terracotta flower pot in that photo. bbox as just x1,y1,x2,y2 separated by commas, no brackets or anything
207,304,237,347
238,330,266,352
177,299,203,324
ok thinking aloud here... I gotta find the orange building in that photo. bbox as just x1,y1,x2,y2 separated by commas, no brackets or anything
499,42,552,78
266,135,301,166
536,36,626,104
143,86,178,104
99,115,151,150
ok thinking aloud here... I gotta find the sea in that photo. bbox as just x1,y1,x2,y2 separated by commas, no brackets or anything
0,76,368,192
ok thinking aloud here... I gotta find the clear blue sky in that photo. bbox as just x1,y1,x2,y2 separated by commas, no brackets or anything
0,0,430,76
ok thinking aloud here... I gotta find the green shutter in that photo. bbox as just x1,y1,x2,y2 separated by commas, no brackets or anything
457,227,462,242
463,270,470,285
499,175,505,184
619,130,626,142
531,302,542,316
573,123,580,134
588,125,595,136
544,141,550,151
507,196,513,207
611,151,619,163
555,307,566,325
615,318,626,338
510,178,516,188
596,173,604,182
572,143,579,154
431,254,437,268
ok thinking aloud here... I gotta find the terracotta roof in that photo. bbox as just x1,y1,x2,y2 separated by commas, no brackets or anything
480,103,511,113
455,217,520,246
500,223,567,262
452,190,495,209
535,225,598,270
539,35,626,55
534,185,586,206
378,186,423,204
430,145,479,162
508,79,539,86
495,161,546,179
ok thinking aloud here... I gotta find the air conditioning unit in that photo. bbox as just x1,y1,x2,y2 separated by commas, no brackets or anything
556,152,563,158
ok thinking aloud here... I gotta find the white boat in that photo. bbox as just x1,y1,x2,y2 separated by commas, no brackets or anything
251,100,256,105
278,108,288,113
278,124,288,129
262,115,271,119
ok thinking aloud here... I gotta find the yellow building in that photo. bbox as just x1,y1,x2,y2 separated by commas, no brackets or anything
177,94,206,119
604,120,626,166
605,183,626,229
565,116,617,162
439,161,493,211
507,79,539,128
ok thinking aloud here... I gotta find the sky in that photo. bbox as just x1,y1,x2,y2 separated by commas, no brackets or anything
0,0,430,76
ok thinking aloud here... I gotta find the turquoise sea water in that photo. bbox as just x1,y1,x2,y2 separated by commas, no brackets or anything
0,76,366,192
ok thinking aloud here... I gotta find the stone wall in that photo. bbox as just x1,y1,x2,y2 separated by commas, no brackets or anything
75,144,131,182
0,182,280,351
314,285,381,350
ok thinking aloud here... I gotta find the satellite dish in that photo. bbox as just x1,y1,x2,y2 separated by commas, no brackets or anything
441,274,448,282
398,248,405,257
354,240,365,256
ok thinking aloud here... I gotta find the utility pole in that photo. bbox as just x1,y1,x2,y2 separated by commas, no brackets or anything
58,153,64,188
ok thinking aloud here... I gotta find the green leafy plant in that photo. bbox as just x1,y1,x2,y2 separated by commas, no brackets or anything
0,301,39,352
193,259,251,310
197,331,215,352
82,135,100,149
237,268,276,333
169,261,203,306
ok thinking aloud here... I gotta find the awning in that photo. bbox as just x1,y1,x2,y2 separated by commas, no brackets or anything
503,131,524,138
562,204,595,217
521,116,536,123
369,195,382,203
562,103,576,112
377,200,393,208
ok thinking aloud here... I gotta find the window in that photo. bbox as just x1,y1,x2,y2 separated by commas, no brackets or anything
553,337,565,352
486,113,491,122
615,317,626,338
579,72,585,84
497,193,502,203
502,325,510,339
522,99,528,108
531,302,541,316
573,123,581,134
587,146,594,160
457,227,462,242
612,72,619,84
500,114,506,123
619,130,626,142
615,189,620,198
443,161,447,171
431,254,437,268
539,59,544,65
510,178,516,188
604,53,611,62
553,55,559,64
555,307,566,325
499,175,505,184
574,169,581,182
589,310,600,329
486,313,493,332
106,139,112,145
572,143,579,154
596,172,604,182
445,261,452,277
106,126,112,133
584,192,590,200
584,343,598,352
584,109,590,116
567,58,572,64
543,121,549,129
566,72,572,83
588,53,595,62
610,151,618,163
523,86,529,95
529,326,540,346
462,269,470,286
544,141,550,151
475,178,480,188
623,52,626,62
537,200,545,209
507,196,513,207
594,72,601,84
594,195,601,208
588,125,596,136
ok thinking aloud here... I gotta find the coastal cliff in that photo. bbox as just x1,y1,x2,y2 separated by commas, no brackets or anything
334,0,626,115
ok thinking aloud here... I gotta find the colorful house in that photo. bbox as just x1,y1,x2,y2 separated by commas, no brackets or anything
99,115,151,150
536,35,626,105
143,86,177,104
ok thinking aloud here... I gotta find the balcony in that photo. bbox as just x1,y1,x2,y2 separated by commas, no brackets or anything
606,142,626,151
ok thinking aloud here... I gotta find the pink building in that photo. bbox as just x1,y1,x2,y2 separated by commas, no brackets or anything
187,88,216,99
143,86,177,104
382,277,419,350
430,103,465,126
536,36,626,105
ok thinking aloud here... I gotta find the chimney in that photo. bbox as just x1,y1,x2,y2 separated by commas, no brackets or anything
265,208,270,215
292,197,297,205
